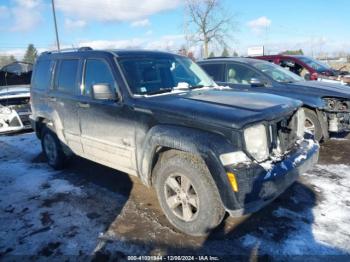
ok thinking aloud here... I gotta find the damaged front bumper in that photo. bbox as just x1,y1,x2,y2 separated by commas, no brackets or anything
224,138,319,216
0,106,32,134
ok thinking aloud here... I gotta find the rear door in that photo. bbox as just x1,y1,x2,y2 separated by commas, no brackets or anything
78,57,137,175
50,58,83,154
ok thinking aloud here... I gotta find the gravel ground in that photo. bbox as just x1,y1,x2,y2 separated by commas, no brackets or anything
0,132,349,261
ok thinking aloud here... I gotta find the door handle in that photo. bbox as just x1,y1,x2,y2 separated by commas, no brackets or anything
49,97,56,102
78,102,90,108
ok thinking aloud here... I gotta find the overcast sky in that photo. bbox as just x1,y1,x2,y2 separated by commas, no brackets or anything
0,0,349,58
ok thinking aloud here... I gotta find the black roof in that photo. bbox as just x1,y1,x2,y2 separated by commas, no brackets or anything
39,48,181,60
0,61,33,73
197,57,266,64
112,49,180,57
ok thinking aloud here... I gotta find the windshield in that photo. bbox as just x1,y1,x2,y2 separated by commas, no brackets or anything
118,55,215,95
252,61,304,83
297,56,332,72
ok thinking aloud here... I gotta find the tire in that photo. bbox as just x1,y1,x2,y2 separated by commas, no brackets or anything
304,108,323,142
41,127,66,170
154,150,225,236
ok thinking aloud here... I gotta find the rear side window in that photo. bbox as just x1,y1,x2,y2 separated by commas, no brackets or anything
226,63,261,85
32,60,54,90
83,59,116,96
200,64,224,82
56,59,79,94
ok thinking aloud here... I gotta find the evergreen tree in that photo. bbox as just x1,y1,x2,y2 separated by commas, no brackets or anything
209,51,215,58
232,50,238,57
281,49,304,55
23,44,38,64
0,55,17,68
221,47,229,57
9,55,17,63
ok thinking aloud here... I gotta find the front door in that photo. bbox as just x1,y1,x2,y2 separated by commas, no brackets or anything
78,58,137,175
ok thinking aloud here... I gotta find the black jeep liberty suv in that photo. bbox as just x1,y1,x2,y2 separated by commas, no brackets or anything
30,48,319,236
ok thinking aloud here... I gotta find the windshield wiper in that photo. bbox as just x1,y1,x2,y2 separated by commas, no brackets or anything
145,88,173,95
189,85,214,90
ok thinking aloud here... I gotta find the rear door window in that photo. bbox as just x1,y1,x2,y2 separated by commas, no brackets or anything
226,63,261,85
32,60,55,90
83,59,117,96
200,64,225,82
55,59,79,94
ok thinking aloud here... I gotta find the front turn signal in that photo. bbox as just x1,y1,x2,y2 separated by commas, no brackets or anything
227,172,239,192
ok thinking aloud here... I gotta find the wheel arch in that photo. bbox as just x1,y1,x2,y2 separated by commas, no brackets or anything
137,125,242,210
302,106,329,141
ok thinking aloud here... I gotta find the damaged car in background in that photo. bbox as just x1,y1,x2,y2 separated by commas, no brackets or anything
254,55,350,86
0,62,32,134
198,57,350,141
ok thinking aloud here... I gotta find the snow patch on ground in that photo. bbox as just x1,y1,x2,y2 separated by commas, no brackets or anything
0,133,146,257
240,164,350,256
0,133,350,258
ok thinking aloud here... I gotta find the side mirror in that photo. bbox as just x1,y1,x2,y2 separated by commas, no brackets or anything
91,83,117,101
250,78,265,87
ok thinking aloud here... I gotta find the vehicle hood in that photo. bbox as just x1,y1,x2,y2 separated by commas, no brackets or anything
0,85,30,101
139,89,301,130
287,80,350,99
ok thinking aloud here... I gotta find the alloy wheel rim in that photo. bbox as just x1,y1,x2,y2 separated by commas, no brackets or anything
305,117,315,134
164,173,199,222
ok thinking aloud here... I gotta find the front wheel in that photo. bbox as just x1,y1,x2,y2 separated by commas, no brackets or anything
154,150,225,236
304,108,323,142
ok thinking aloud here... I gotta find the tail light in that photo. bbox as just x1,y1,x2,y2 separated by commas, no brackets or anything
310,72,318,81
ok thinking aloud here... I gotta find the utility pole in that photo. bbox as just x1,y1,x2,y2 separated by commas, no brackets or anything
51,0,60,51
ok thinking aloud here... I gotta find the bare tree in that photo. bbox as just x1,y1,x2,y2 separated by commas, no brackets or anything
184,0,235,58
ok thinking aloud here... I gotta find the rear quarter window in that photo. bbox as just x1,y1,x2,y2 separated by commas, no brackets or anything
32,60,55,90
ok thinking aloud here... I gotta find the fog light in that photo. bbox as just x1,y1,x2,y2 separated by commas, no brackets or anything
219,151,250,166
227,172,239,192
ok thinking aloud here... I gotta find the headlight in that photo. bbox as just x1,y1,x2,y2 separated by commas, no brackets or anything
0,106,12,115
324,98,349,112
244,124,269,162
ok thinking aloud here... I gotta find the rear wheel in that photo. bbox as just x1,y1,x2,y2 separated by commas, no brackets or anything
304,108,323,142
154,150,225,236
41,127,66,170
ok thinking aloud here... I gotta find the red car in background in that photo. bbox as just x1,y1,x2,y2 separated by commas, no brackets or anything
254,55,349,85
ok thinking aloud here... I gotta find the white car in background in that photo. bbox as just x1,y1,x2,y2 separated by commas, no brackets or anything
0,62,32,134
0,86,31,134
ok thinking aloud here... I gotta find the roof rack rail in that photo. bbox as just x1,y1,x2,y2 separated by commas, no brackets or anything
41,46,93,55
206,56,231,59
78,46,93,51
